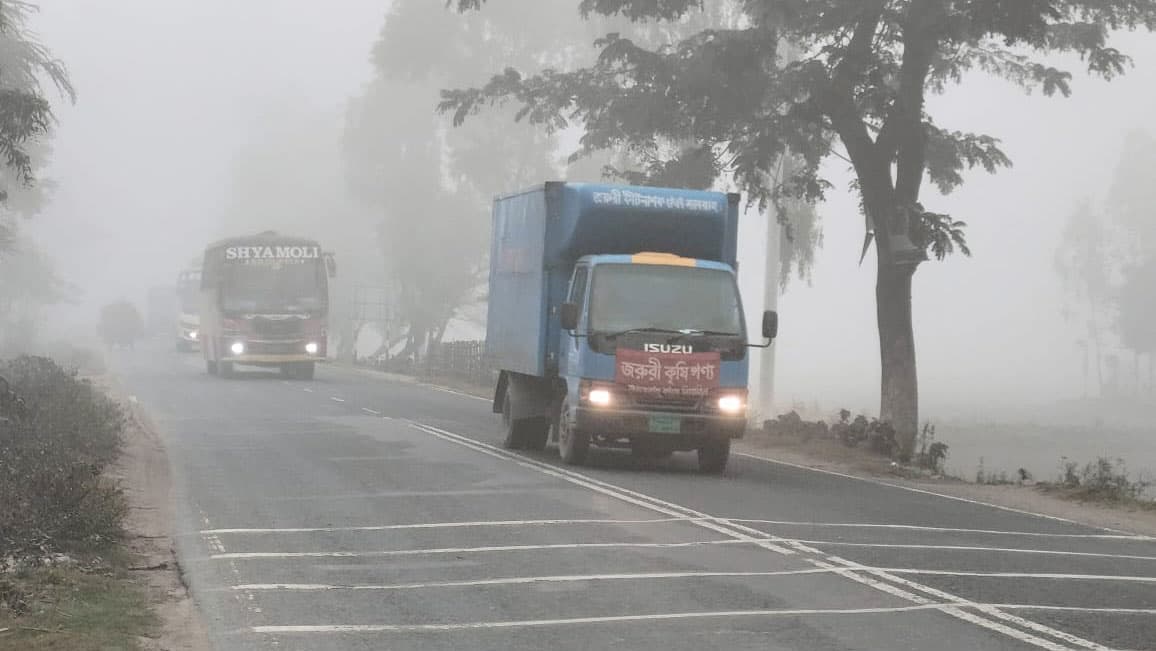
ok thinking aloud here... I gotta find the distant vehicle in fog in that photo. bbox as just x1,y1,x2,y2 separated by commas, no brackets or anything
98,300,145,350
174,266,201,352
198,231,335,380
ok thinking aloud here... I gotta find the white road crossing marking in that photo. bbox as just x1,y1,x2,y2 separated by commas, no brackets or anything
200,517,693,535
728,518,1156,541
360,407,380,415
211,539,752,560
401,421,1114,651
250,603,1156,635
227,567,1156,592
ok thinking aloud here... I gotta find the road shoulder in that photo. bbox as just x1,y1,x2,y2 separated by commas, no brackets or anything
109,381,211,651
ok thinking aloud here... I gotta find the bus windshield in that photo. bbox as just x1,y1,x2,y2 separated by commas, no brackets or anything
588,263,744,336
221,261,326,314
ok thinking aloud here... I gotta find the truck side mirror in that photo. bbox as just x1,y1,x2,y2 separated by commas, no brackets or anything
762,310,778,340
560,302,579,331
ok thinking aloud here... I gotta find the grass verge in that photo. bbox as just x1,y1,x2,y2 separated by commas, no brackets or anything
0,552,156,650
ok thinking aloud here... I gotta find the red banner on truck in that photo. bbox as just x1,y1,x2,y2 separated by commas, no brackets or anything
615,348,721,398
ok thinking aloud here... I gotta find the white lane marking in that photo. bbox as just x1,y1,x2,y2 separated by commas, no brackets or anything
211,539,752,560
330,397,345,403
229,567,845,591
197,515,1151,540
804,555,1072,651
421,383,490,402
200,517,693,535
405,422,1108,651
796,539,1156,562
325,455,405,462
734,450,1133,534
729,518,1155,542
250,603,1156,635
228,567,1156,593
248,603,973,633
881,569,1156,583
361,407,380,415
409,422,796,555
303,388,313,393
821,555,1111,651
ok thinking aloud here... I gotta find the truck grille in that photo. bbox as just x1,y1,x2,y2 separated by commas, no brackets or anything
625,393,702,413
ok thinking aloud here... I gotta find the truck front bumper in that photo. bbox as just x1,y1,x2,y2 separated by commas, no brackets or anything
574,406,746,441
222,354,321,365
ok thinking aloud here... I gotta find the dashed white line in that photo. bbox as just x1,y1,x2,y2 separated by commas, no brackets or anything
302,388,313,393
330,396,345,403
361,407,380,415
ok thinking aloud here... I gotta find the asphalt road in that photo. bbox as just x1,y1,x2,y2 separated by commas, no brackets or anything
111,343,1156,651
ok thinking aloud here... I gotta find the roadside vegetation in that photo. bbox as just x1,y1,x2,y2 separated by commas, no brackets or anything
0,355,156,650
1037,457,1156,511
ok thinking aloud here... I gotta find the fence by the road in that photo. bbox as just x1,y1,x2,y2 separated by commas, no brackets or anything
357,339,495,387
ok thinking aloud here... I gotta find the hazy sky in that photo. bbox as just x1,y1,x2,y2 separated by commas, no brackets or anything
23,2,1156,417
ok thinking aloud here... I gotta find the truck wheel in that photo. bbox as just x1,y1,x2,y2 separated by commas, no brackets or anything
206,360,218,375
557,398,589,466
219,361,235,379
697,439,730,474
501,393,525,450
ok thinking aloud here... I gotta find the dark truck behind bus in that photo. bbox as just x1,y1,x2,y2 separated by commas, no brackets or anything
486,182,777,473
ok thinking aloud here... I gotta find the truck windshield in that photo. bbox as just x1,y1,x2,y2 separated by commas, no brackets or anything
221,261,326,314
588,263,744,336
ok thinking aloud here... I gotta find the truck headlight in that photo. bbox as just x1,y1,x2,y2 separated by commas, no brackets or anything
588,389,612,407
305,342,319,354
717,395,745,414
189,330,198,340
230,341,245,355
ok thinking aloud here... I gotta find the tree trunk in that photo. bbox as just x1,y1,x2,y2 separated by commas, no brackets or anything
877,259,919,460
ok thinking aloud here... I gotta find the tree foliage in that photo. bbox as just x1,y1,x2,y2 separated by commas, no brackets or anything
443,0,1156,450
0,1,72,198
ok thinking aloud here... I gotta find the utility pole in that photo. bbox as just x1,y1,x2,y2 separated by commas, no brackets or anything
758,207,781,423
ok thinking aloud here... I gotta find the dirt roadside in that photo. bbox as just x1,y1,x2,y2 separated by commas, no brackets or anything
102,378,211,651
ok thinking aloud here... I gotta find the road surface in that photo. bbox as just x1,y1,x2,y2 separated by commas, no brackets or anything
112,345,1156,651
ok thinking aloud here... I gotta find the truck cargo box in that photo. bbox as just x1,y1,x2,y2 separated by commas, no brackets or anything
486,182,740,378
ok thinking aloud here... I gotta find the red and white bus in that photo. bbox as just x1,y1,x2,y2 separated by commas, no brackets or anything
199,231,334,380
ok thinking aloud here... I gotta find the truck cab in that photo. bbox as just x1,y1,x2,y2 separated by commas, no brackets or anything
552,252,776,471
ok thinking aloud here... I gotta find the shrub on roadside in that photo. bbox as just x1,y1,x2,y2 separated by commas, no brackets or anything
1047,456,1153,504
0,356,126,559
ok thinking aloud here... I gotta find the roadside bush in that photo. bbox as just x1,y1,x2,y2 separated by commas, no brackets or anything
1050,456,1153,504
762,410,829,440
0,356,126,558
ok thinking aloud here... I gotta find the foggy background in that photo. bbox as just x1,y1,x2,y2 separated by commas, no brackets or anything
19,2,1156,473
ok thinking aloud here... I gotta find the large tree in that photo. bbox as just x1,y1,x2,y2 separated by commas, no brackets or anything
443,0,1156,454
0,0,72,252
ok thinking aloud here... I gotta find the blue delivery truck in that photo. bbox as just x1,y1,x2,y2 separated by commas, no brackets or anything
486,182,778,473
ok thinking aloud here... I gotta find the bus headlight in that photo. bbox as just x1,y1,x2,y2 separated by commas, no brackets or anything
188,330,198,340
717,394,745,414
305,342,319,354
230,341,245,355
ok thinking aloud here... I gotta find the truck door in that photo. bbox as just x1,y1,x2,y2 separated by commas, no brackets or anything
561,264,589,377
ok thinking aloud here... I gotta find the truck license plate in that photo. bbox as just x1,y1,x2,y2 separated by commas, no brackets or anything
649,414,681,434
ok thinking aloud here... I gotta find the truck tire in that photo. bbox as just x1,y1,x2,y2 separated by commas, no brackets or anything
219,361,235,379
697,439,730,474
206,360,218,375
501,393,525,450
557,398,589,465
